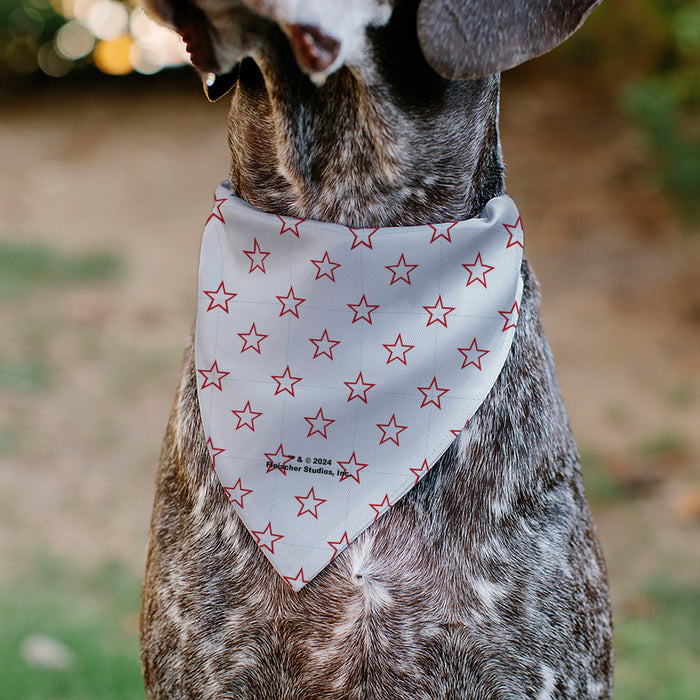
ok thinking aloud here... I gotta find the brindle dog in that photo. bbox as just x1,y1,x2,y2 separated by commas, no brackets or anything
138,0,613,697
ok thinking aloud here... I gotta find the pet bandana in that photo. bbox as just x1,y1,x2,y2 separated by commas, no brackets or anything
195,182,524,590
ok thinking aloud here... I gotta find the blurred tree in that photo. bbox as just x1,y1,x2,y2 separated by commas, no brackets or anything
552,0,699,216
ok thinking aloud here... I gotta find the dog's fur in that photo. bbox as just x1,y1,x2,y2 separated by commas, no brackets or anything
139,0,614,697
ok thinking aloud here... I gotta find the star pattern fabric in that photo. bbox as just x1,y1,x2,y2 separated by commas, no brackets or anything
196,182,523,590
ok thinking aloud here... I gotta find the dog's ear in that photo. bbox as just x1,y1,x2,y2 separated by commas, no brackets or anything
416,0,602,80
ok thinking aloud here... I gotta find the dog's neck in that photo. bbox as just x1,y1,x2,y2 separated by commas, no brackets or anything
225,7,504,228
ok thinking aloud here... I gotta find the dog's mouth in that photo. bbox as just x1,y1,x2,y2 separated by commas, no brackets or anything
284,23,342,76
204,64,241,101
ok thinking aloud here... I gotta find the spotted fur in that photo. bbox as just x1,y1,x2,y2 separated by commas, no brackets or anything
139,0,613,697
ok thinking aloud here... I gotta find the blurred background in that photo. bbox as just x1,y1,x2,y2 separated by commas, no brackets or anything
0,0,698,697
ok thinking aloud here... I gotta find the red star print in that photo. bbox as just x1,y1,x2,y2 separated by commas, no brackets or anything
231,401,263,431
276,286,306,318
224,478,253,508
423,295,455,328
271,366,303,397
417,377,449,409
309,330,341,360
277,215,305,237
251,522,284,553
203,281,237,312
499,301,519,331
503,216,524,249
463,252,495,288
369,494,391,522
243,238,270,273
206,437,225,468
344,372,375,403
283,568,309,587
385,254,418,285
349,227,378,250
382,333,415,365
429,222,457,243
311,251,341,281
206,195,226,224
450,420,469,438
348,295,380,324
376,414,408,446
410,459,430,485
328,532,350,560
238,323,268,354
263,444,294,474
458,339,489,370
304,407,335,438
295,487,327,519
338,452,368,484
198,360,229,390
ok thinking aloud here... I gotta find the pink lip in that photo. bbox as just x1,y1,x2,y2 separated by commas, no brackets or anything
287,24,341,73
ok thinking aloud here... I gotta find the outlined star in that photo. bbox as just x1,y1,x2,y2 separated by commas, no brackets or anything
198,360,229,390
206,437,225,468
251,522,284,553
463,252,495,288
309,330,341,360
276,286,306,318
344,372,375,403
224,478,253,508
203,281,237,312
382,333,415,365
376,414,408,446
499,301,520,331
349,227,378,250
328,532,350,560
503,216,524,249
337,452,368,484
238,323,268,354
311,251,341,281
417,377,449,409
423,295,456,328
271,366,302,397
304,407,335,438
283,568,309,587
348,294,380,324
429,222,457,243
458,339,489,370
231,401,263,431
243,238,270,273
385,254,418,285
263,444,294,474
277,215,305,237
295,487,327,519
450,420,469,438
410,459,430,484
369,494,391,522
206,195,226,224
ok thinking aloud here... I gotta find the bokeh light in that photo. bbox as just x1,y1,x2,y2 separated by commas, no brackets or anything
55,21,94,60
1,0,190,79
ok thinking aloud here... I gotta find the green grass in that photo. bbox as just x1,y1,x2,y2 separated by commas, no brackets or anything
580,448,628,504
0,559,144,700
0,240,121,299
614,580,700,700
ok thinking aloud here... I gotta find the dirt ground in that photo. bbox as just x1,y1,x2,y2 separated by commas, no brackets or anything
0,65,698,615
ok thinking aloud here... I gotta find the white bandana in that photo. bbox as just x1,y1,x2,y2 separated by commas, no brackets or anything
195,183,523,590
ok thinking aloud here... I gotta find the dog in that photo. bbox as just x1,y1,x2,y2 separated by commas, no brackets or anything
138,0,614,697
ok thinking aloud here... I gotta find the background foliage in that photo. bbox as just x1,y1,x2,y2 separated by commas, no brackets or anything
1,0,698,213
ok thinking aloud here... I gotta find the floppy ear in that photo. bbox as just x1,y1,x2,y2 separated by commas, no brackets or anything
416,0,603,80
